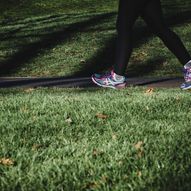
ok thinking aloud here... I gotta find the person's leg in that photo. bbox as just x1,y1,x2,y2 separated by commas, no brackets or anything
91,0,151,89
141,0,191,65
113,0,149,76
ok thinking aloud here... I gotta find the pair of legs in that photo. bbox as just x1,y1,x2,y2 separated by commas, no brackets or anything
114,0,191,76
91,0,191,90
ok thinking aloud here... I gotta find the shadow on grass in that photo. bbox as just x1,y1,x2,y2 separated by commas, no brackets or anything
68,10,191,78
0,12,108,41
127,57,166,77
0,10,191,80
0,12,116,76
0,14,67,26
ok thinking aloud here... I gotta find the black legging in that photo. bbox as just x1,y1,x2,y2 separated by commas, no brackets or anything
114,0,191,75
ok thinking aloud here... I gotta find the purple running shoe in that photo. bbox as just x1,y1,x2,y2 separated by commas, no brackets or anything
181,61,191,90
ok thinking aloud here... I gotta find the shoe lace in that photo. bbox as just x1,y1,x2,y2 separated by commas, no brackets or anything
101,70,113,78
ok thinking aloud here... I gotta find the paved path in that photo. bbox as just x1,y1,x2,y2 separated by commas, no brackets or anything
0,76,184,88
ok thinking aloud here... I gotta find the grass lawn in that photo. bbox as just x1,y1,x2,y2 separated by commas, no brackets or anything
0,0,191,190
0,0,191,77
0,87,191,190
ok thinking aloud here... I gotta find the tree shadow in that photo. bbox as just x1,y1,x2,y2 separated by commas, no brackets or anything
0,10,191,78
127,57,166,77
0,12,116,76
68,10,191,78
0,11,93,26
0,14,73,42
0,12,109,41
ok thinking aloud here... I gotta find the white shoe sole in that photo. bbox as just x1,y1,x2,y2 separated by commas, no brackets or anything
181,86,191,90
180,82,191,90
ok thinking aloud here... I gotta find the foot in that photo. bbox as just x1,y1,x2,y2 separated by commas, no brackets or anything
180,81,191,90
181,63,191,90
91,70,126,89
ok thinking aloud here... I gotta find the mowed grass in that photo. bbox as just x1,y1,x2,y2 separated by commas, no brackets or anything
0,87,191,190
0,0,118,20
0,0,191,77
0,1,191,190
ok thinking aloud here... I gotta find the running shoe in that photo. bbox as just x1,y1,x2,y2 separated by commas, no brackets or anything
180,81,191,90
181,63,191,90
91,70,127,89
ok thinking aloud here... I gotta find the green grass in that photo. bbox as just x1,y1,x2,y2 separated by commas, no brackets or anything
0,87,191,190
0,1,191,190
0,0,118,20
0,0,191,77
